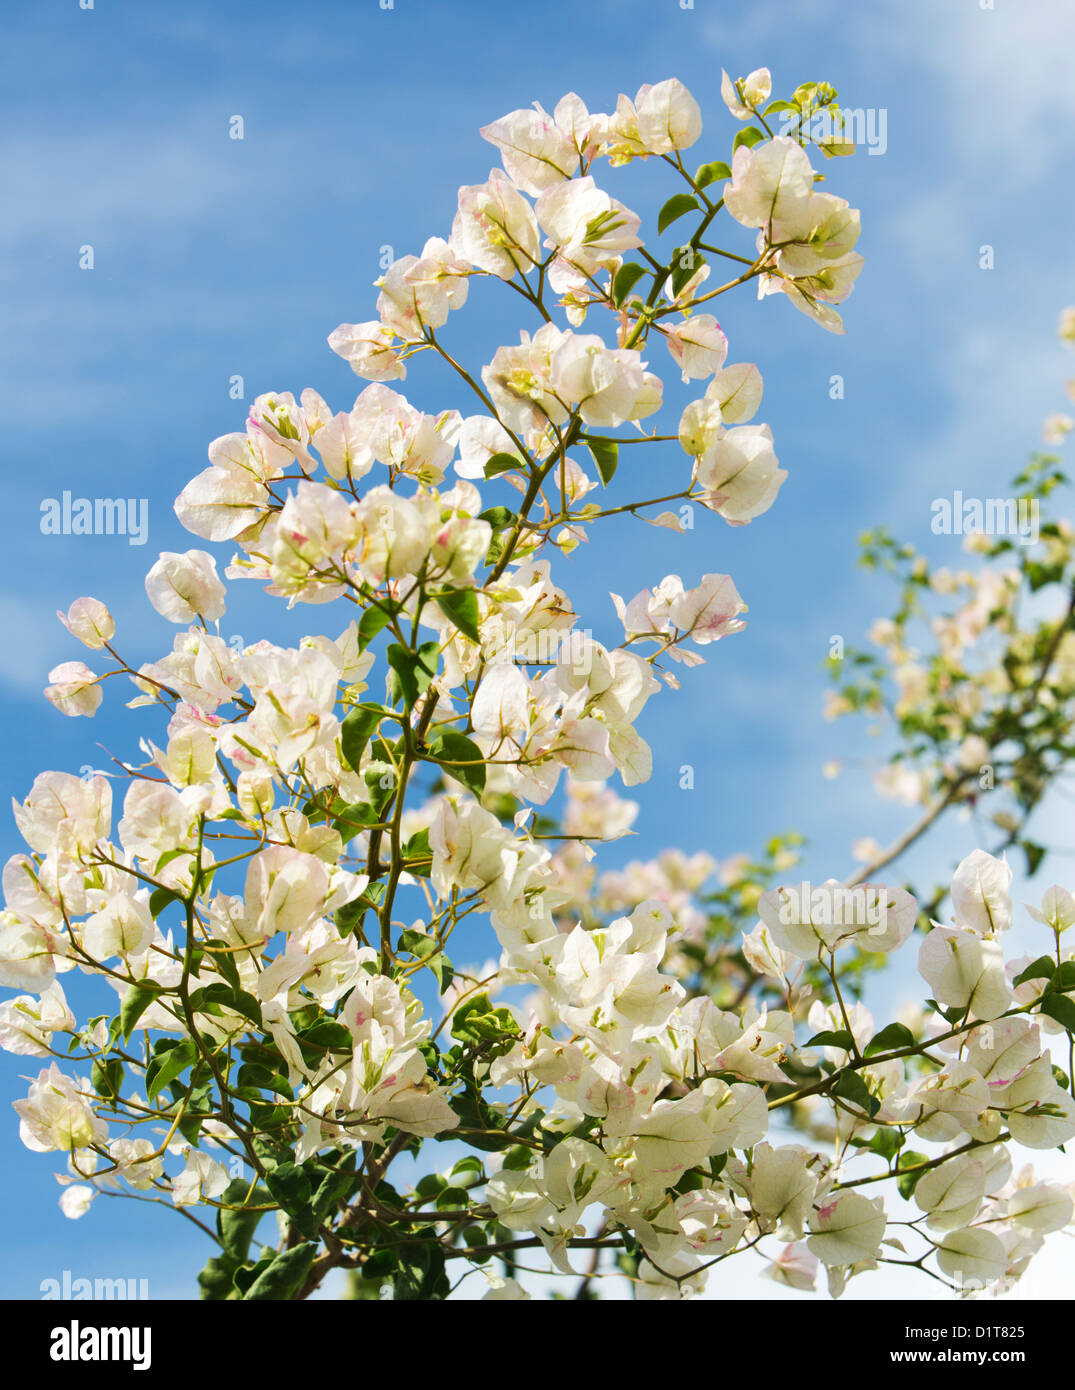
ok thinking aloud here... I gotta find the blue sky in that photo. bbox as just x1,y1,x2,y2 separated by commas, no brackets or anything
2,0,1075,1300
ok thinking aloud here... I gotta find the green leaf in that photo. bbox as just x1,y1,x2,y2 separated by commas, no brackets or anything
863,1023,917,1057
198,1253,241,1301
657,192,700,235
251,1136,292,1174
332,800,383,840
478,505,516,531
864,1127,904,1161
188,983,263,1029
217,1180,272,1262
831,1068,880,1118
298,1019,353,1051
586,437,618,486
611,262,647,306
805,1029,854,1051
399,928,439,961
1056,961,1075,991
91,1057,124,1100
335,882,384,938
670,248,706,297
119,984,160,1041
402,826,432,873
149,886,181,918
236,1063,293,1098
924,998,967,1025
732,126,766,152
241,1243,317,1301
693,160,731,189
340,703,385,772
1013,956,1057,988
356,604,392,652
398,927,452,991
1022,840,1046,876
434,587,481,643
311,1163,356,1227
427,729,486,797
212,943,242,993
392,1242,449,1301
386,641,440,709
1040,991,1075,1033
483,451,522,479
145,1039,198,1101
450,1155,485,1187
451,992,519,1048
265,1162,314,1221
896,1152,930,1201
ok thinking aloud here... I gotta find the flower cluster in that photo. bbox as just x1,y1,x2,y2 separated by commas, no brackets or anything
6,74,1074,1304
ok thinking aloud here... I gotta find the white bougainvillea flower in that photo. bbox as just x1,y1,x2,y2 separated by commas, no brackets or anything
664,314,728,383
806,1191,885,1266
247,391,314,473
145,550,226,624
14,1064,106,1154
375,237,470,339
82,889,154,961
174,450,272,543
965,1018,1040,1090
723,137,816,237
763,1242,817,1291
913,1154,989,1232
59,1184,96,1220
1026,884,1075,934
57,597,114,650
352,486,430,583
634,79,702,155
720,68,772,121
44,662,102,718
1008,1183,1074,1233
678,395,724,459
935,1228,1009,1287
311,406,376,484
327,320,406,382
760,879,916,959
481,1275,532,1301
950,849,1012,935
535,176,642,274
450,170,541,281
0,982,75,1057
172,1149,230,1206
668,573,747,644
918,925,1012,1021
480,97,585,196
748,1142,820,1238
13,770,111,856
706,362,764,424
695,424,787,525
